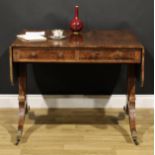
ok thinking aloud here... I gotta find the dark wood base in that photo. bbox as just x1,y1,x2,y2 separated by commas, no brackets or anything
15,64,139,145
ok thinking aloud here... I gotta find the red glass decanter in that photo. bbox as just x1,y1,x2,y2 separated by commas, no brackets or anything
70,5,84,34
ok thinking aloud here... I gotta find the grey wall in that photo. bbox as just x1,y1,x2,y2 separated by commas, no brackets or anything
0,0,154,94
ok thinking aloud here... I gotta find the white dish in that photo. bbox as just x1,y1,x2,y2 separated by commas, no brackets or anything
25,31,45,36
52,29,64,38
50,35,66,40
17,34,47,42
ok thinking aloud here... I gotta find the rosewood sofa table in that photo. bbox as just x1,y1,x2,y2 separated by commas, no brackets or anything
9,30,144,145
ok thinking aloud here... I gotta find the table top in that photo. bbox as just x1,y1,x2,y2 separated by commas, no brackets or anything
11,29,144,49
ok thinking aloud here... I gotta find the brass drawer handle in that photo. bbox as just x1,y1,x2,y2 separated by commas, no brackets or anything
31,52,37,58
58,52,64,58
90,53,98,59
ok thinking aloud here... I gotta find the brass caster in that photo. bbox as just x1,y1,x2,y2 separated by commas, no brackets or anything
132,136,139,145
131,130,139,145
123,105,128,115
15,130,23,145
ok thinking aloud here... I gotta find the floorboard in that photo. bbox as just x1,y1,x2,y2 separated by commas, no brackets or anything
0,108,153,155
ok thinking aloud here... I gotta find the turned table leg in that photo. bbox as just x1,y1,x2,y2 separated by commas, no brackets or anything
125,65,138,145
16,64,29,145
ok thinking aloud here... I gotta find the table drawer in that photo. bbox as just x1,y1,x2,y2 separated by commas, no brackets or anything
79,49,141,63
13,48,76,62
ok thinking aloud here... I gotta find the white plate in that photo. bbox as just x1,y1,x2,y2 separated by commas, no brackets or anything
25,31,45,36
50,35,66,40
17,34,47,42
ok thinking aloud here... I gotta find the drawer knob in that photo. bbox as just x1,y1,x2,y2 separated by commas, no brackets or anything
31,52,37,58
58,52,64,58
90,53,97,59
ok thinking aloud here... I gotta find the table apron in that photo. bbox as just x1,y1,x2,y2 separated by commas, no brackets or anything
12,48,141,64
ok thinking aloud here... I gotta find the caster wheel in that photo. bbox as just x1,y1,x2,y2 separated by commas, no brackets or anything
15,130,23,145
132,136,139,145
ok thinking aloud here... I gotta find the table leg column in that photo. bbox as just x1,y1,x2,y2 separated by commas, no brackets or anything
16,64,29,145
127,64,138,145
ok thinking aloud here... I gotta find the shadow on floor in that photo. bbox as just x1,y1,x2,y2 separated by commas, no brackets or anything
2,108,154,145
21,108,132,144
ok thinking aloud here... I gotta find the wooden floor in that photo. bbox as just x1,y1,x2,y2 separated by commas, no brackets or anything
0,108,153,155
